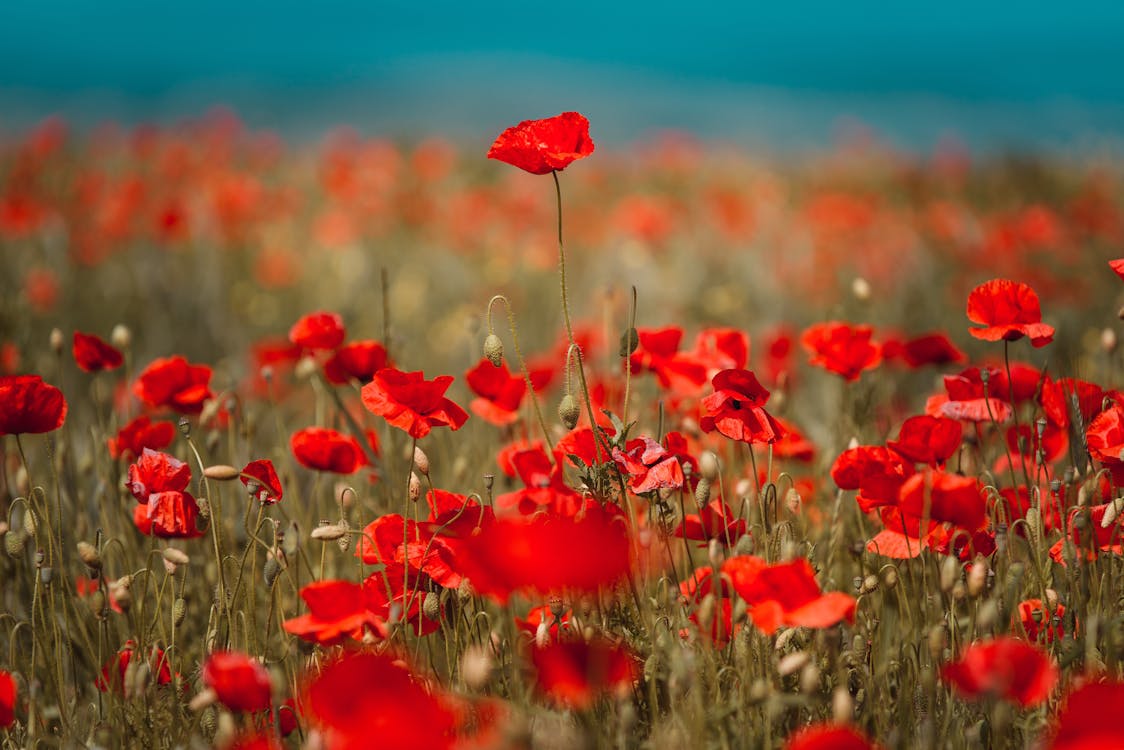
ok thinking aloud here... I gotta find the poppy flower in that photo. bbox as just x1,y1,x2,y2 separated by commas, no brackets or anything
721,556,856,634
323,339,389,384
241,459,283,504
887,415,962,467
675,499,746,548
202,651,273,713
487,112,594,175
1085,404,1124,482
927,367,1013,423
1111,258,1124,281
1017,598,1065,643
0,375,67,435
699,368,784,445
454,511,632,603
1048,502,1124,564
516,604,573,640
288,310,345,351
530,637,636,709
494,446,584,517
882,332,965,368
784,724,880,750
127,448,191,502
282,579,387,645
628,326,708,394
0,671,15,728
612,436,685,494
134,490,205,539
72,331,123,372
303,651,457,750
290,427,367,474
361,368,468,439
830,445,914,512
464,358,526,426
801,322,882,382
940,637,1057,707
108,415,177,460
679,567,737,646
966,279,1054,347
133,356,213,414
896,470,987,536
692,327,750,374
1047,680,1124,749
96,640,174,694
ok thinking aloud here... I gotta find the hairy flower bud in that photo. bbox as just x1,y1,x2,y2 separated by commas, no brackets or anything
558,394,580,430
483,334,504,367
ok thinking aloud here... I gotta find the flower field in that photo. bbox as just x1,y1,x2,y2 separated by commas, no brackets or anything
1,110,1124,748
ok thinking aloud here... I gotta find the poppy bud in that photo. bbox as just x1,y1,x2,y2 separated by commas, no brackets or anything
967,558,988,597
707,538,724,568
263,556,282,588
927,625,947,660
558,394,580,430
49,327,64,354
851,277,871,301
422,592,441,622
535,619,550,647
77,541,102,570
163,547,190,566
1103,328,1117,353
408,472,422,502
413,446,430,476
39,566,53,585
203,465,240,481
1102,498,1123,528
619,327,639,357
859,575,879,595
698,451,719,481
311,522,347,542
694,477,711,506
461,646,493,690
800,662,820,694
483,334,504,367
784,488,802,515
778,651,810,677
177,417,191,437
23,508,37,537
173,597,187,627
939,556,960,592
111,324,132,350
90,589,107,620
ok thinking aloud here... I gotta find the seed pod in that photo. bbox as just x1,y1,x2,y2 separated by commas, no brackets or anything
413,446,430,476
172,597,187,627
695,477,712,506
483,334,504,367
203,465,240,481
23,508,37,537
859,575,879,595
422,591,441,622
619,327,639,357
263,556,282,587
558,394,580,430
461,646,493,690
312,521,348,542
90,589,108,620
77,541,102,570
6,528,28,556
39,566,53,585
162,547,190,566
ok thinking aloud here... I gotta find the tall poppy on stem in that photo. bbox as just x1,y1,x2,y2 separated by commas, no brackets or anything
0,374,67,435
361,368,468,439
966,279,1054,347
940,636,1057,707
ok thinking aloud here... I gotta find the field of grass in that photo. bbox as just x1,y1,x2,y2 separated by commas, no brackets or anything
1,111,1124,749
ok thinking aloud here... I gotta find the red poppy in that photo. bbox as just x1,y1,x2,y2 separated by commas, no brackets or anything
1049,503,1124,564
1111,258,1124,281
133,356,213,414
530,637,636,709
887,415,962,466
0,374,67,435
927,367,1014,423
203,651,273,713
940,637,1057,707
882,332,965,368
612,436,685,494
699,368,784,444
721,556,856,634
241,459,283,504
516,604,574,640
1048,680,1124,750
454,511,632,603
72,331,123,372
628,326,708,393
464,358,526,426
771,417,817,462
784,724,880,750
0,671,15,728
966,279,1054,347
1017,598,1065,643
692,327,750,374
361,368,469,439
679,567,737,646
487,112,594,175
1086,404,1124,483
323,339,390,384
830,445,914,512
494,446,584,517
676,499,746,548
96,640,174,694
303,651,457,750
133,492,205,539
801,322,882,381
290,427,367,474
127,448,191,502
282,580,387,645
108,415,177,460
289,310,345,350
896,470,987,536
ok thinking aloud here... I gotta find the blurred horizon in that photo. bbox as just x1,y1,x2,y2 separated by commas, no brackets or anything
3,1,1124,151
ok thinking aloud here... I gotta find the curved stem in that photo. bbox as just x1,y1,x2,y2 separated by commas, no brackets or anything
487,294,555,454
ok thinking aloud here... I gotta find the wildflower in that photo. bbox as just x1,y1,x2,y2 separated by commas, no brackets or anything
290,427,367,474
0,375,67,435
96,640,174,694
202,651,273,713
1047,680,1124,749
72,331,123,372
323,339,389,384
487,112,594,175
940,636,1057,707
784,723,880,750
133,356,213,414
966,279,1054,347
282,580,387,645
699,368,784,444
127,449,204,539
1017,598,1065,643
288,310,345,351
612,436,685,494
801,322,882,382
722,556,856,634
530,637,636,709
675,499,746,548
108,415,177,460
887,415,962,467
240,459,282,504
0,671,15,728
361,368,468,439
464,357,526,426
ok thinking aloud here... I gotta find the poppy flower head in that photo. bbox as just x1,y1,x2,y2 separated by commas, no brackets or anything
0,375,67,435
699,368,784,445
290,427,367,474
127,448,191,503
0,670,15,728
966,279,1054,347
530,637,637,709
108,415,177,461
289,310,346,351
722,556,856,634
323,339,389,384
465,358,526,426
72,331,123,372
487,112,594,175
240,459,283,504
361,368,469,439
801,322,882,381
202,651,273,713
282,579,387,645
1048,680,1124,750
133,356,213,414
940,636,1057,707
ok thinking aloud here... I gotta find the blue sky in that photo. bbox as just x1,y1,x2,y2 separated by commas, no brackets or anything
3,2,1124,147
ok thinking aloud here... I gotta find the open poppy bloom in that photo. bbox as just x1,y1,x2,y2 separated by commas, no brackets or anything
133,356,213,414
1047,680,1124,749
0,374,67,435
487,112,594,175
323,339,390,384
801,322,882,382
289,310,346,350
784,723,880,750
72,331,123,372
202,651,273,713
464,358,526,426
96,640,174,694
361,368,469,439
966,279,1054,347
290,427,367,474
940,636,1057,707
628,326,709,394
1085,404,1124,483
530,637,637,709
721,556,856,634
882,331,965,368
926,367,1013,423
675,499,746,548
699,368,784,444
887,415,962,467
612,436,685,494
127,448,205,539
830,445,914,512
240,459,283,504
282,579,387,645
493,446,585,517
108,415,177,460
0,671,15,728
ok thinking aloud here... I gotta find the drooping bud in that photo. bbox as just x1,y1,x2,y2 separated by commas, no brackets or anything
483,334,504,367
311,522,348,542
413,446,430,476
77,541,102,571
203,465,240,481
49,328,64,354
408,472,422,502
558,394,580,430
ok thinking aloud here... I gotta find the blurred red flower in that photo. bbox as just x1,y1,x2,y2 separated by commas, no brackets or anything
241,459,283,504
72,331,123,372
202,651,273,713
1018,598,1065,643
530,637,636,709
1048,680,1124,749
1085,404,1124,483
0,671,14,728
628,326,708,393
290,427,367,474
801,322,882,381
127,448,190,502
675,499,746,548
940,636,1057,707
289,310,346,351
361,368,468,439
882,332,965,368
487,112,594,175
133,356,213,414
283,579,387,645
96,640,173,694
108,415,177,460
887,415,963,467
1111,258,1124,280
464,358,526,426
699,368,784,444
784,724,879,750
126,449,205,538
0,375,67,435
323,339,390,384
896,470,987,536
722,556,856,634
966,279,1054,347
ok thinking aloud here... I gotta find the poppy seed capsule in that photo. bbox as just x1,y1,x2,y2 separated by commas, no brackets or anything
558,394,580,430
311,522,348,542
49,328,64,354
408,472,422,502
483,334,504,367
77,541,102,570
6,528,27,556
203,465,240,481
163,547,190,566
413,446,430,476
